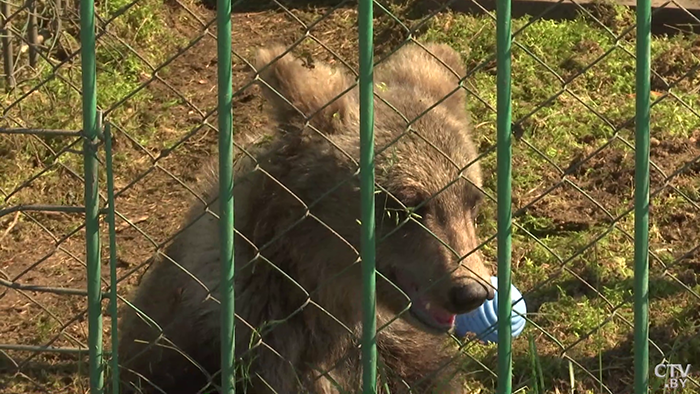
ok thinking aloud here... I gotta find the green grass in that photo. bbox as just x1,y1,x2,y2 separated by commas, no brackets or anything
0,0,186,193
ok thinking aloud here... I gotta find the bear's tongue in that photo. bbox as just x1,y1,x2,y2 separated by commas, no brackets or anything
430,307,456,326
394,271,456,327
420,299,456,326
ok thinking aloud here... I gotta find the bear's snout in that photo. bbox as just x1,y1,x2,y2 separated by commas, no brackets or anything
448,280,494,314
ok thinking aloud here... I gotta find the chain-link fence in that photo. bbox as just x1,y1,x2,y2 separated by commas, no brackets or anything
1,0,700,393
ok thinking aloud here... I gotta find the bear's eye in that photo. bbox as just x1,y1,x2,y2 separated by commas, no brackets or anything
379,190,429,226
473,191,484,206
408,204,428,221
465,187,484,210
471,205,480,224
463,187,483,224
398,191,428,222
389,203,426,224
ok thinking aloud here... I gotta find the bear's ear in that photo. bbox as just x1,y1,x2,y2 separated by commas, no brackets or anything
375,42,468,116
420,43,468,111
421,42,467,78
253,45,358,135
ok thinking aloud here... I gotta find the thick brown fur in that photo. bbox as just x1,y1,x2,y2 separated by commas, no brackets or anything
117,42,492,394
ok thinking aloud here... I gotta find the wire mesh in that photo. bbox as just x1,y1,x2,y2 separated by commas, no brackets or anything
0,0,699,393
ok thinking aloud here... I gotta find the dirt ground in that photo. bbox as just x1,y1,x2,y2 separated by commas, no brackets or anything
1,0,699,393
524,133,700,241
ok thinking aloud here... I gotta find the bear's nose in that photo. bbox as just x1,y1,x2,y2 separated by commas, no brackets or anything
448,281,493,314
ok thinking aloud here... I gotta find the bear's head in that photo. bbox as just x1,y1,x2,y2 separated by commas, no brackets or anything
253,42,494,334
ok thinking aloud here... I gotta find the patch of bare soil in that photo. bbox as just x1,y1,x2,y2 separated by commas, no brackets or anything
519,131,700,268
651,37,700,92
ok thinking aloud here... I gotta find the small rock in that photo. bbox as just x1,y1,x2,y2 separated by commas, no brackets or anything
690,130,699,145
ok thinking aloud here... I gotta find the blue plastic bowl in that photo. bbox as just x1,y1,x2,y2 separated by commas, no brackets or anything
454,276,527,343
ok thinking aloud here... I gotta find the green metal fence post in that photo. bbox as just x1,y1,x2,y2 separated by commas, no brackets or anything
79,0,103,388
105,122,120,394
216,0,235,391
634,0,651,390
358,0,377,393
496,0,513,391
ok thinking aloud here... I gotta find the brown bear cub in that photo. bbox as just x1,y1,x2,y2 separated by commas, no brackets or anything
117,42,494,394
